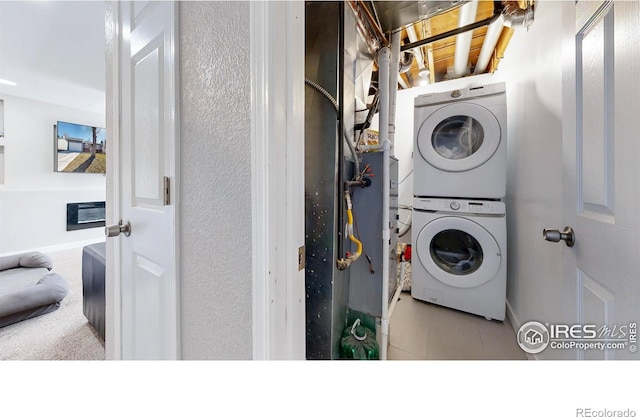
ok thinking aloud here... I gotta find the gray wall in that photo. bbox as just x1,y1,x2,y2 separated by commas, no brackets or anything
179,1,252,359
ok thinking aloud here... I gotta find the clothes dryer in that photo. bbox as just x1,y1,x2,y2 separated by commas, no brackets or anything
413,82,507,199
411,197,506,320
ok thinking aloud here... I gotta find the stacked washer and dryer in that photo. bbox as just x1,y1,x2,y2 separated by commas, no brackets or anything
411,82,507,321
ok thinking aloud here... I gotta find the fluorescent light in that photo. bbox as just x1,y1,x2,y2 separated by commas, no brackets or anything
0,79,17,86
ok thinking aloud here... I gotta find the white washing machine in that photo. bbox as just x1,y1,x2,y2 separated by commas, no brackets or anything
413,82,507,199
411,197,506,321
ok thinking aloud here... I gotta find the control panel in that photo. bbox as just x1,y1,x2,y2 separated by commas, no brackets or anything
414,82,506,108
413,197,505,215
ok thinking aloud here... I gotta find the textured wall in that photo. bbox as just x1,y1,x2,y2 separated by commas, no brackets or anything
179,1,252,359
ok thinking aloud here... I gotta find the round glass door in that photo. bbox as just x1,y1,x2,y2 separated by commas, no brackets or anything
432,116,484,160
430,229,483,275
416,102,501,172
416,216,501,288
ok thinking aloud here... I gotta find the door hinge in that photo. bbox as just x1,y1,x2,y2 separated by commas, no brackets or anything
298,245,306,271
163,176,170,205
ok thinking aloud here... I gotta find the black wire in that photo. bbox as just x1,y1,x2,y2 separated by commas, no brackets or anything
398,223,412,238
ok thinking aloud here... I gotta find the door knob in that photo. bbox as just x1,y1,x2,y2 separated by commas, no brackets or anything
543,226,575,247
106,220,131,237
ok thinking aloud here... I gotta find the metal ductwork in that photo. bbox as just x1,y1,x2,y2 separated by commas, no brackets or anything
503,0,535,30
399,52,414,73
365,1,470,33
475,1,535,74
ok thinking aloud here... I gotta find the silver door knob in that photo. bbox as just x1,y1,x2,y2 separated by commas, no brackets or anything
543,226,575,247
106,220,131,237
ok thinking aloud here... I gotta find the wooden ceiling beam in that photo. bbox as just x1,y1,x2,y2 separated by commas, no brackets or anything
399,0,516,86
489,27,515,72
421,20,436,84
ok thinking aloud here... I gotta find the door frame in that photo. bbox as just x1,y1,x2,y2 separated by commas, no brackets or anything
105,0,121,360
250,1,306,359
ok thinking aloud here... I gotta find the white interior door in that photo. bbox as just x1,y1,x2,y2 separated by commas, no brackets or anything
561,0,640,360
112,0,179,360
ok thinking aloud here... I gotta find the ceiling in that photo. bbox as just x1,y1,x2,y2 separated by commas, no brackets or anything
359,0,532,88
0,1,105,114
0,1,530,114
398,0,504,85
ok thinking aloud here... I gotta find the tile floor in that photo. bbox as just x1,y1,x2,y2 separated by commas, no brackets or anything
388,291,527,360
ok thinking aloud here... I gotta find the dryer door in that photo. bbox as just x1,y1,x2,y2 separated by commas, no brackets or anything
416,102,501,172
416,216,501,288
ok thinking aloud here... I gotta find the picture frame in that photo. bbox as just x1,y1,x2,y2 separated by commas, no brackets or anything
54,120,106,174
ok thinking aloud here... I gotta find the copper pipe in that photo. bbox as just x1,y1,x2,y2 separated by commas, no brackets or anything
347,1,383,54
354,0,388,47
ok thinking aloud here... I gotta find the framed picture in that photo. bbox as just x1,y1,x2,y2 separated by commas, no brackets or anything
54,120,106,173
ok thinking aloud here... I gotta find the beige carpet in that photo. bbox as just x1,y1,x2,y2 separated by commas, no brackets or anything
0,246,105,360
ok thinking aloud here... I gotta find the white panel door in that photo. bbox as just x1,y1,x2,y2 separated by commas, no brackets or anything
115,0,179,360
561,1,640,360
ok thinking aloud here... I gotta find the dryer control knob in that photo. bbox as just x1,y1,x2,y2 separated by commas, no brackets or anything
450,201,461,210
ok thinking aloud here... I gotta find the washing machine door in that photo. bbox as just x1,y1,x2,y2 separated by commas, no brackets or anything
416,216,501,288
416,102,501,172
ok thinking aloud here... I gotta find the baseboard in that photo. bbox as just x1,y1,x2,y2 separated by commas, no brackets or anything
506,299,537,360
1,238,106,256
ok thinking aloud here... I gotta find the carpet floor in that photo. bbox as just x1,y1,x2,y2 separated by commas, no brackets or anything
0,246,105,360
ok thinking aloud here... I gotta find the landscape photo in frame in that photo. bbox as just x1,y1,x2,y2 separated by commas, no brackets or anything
55,120,106,174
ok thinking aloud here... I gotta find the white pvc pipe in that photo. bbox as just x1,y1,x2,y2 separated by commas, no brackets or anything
377,47,390,360
405,25,425,70
381,138,391,361
453,0,478,77
397,76,409,90
474,15,504,74
388,261,407,319
389,31,400,150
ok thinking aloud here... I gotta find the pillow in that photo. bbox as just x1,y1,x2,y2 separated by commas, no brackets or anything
19,252,53,271
0,254,22,271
